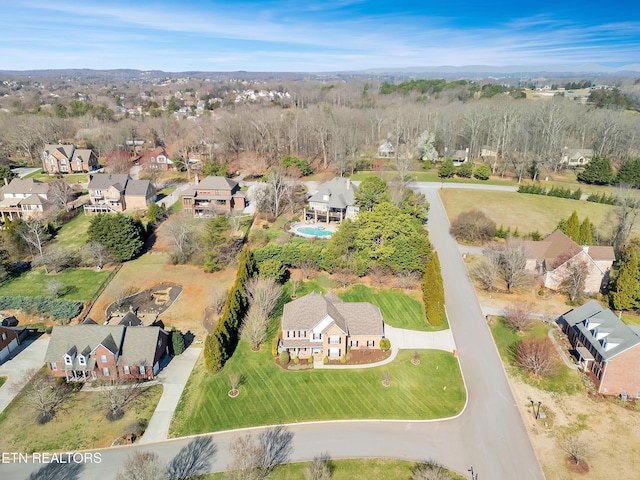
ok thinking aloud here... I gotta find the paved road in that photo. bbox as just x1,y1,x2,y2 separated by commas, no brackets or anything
0,335,50,414
0,181,545,479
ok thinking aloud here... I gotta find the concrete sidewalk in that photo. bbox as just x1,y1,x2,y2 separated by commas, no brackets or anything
139,346,201,444
0,335,50,414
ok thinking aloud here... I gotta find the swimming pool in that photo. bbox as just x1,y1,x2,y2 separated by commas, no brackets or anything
290,223,336,239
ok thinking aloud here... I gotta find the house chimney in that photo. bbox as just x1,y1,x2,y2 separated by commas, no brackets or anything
3,177,7,186
194,173,199,185
346,178,352,190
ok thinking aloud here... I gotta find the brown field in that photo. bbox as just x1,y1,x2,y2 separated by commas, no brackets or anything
439,188,634,238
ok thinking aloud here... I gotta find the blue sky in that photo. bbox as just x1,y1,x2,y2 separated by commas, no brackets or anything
1,1,638,71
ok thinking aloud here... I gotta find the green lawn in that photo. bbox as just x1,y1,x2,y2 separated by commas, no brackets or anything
26,171,88,184
440,188,627,237
621,313,640,326
0,268,111,302
338,284,443,331
490,317,583,394
170,343,465,437
349,169,514,186
204,458,465,480
52,213,92,249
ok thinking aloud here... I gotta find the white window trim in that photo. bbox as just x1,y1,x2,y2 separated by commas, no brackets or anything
50,362,58,371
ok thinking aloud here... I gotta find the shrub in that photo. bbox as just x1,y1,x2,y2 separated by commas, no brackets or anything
380,338,391,351
45,326,53,334
450,209,496,243
171,327,185,355
473,164,491,180
340,355,346,364
422,253,447,326
323,356,329,365
294,356,300,365
0,296,82,321
271,336,280,357
308,356,314,364
279,350,290,365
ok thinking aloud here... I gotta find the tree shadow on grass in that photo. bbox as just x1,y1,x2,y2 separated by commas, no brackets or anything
166,436,217,479
28,461,84,480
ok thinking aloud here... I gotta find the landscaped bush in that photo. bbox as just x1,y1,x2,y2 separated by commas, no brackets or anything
380,338,391,351
293,356,300,365
450,209,496,243
171,327,185,355
323,356,329,365
271,336,279,357
279,350,290,365
0,296,82,321
518,184,582,200
587,192,618,205
340,355,346,364
422,253,446,326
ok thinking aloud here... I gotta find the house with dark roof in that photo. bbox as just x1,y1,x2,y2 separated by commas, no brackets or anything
524,230,615,294
559,300,640,396
44,322,169,382
0,325,26,364
180,175,246,217
42,144,98,174
0,178,51,220
280,292,384,360
304,177,359,224
139,147,174,171
84,173,156,214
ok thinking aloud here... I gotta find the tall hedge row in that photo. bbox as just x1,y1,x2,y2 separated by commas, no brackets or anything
421,253,446,326
203,248,255,372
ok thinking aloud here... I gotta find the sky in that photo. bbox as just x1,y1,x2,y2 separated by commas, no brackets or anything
1,0,639,72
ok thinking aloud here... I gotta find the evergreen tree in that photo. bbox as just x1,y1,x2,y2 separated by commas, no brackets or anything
473,164,491,180
87,214,144,262
353,176,390,211
456,161,473,178
578,218,593,245
616,158,640,187
146,202,163,225
610,253,640,311
565,211,581,242
438,159,456,178
422,252,446,326
171,328,185,355
577,155,615,185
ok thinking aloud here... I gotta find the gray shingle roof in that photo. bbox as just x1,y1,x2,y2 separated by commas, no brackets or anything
562,300,640,361
124,179,153,197
118,312,143,326
44,325,126,363
282,292,384,337
19,194,47,206
308,178,357,210
117,326,165,366
1,178,49,196
88,174,131,191
196,176,238,191
44,144,74,160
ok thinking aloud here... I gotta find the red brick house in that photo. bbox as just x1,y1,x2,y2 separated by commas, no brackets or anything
560,300,640,396
280,292,385,360
138,147,174,171
180,175,246,217
44,323,170,382
43,144,99,174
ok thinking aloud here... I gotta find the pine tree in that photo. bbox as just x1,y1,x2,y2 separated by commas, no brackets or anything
422,252,446,326
610,253,640,311
565,211,580,242
578,218,593,245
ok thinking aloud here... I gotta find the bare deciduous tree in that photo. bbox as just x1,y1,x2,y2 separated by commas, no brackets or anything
394,270,421,291
166,437,217,480
48,179,75,212
226,425,294,480
489,238,530,293
19,216,51,262
241,306,269,351
115,451,165,480
560,260,589,302
17,369,72,424
298,260,317,281
209,286,229,315
559,433,590,466
411,460,452,480
305,454,332,480
81,241,112,269
45,278,65,299
503,301,535,333
332,267,356,288
245,277,283,318
167,218,198,264
98,378,147,421
515,337,557,377
105,150,132,174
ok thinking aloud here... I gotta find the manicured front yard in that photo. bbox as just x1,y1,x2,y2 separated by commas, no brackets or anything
170,342,465,437
204,458,465,479
490,317,583,394
0,268,112,302
339,284,444,331
0,375,162,454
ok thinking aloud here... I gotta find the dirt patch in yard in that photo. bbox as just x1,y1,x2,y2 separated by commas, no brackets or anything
105,283,182,319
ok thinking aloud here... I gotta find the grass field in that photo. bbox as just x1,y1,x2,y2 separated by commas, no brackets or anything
52,213,92,249
349,169,514,186
204,458,466,480
0,268,112,302
338,284,444,331
170,343,465,437
0,371,162,454
440,189,626,237
25,171,88,184
490,317,582,394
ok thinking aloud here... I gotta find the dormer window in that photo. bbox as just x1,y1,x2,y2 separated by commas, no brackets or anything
584,319,590,330
64,355,73,366
78,355,86,366
602,338,608,350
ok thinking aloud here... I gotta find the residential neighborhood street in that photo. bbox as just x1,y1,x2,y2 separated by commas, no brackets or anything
0,182,545,480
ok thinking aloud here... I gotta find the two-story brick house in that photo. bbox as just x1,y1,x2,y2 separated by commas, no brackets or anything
280,292,385,360
138,147,174,171
85,173,156,214
180,175,246,217
44,322,170,382
43,144,99,174
560,300,640,396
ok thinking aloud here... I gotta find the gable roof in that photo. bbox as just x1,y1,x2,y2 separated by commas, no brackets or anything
525,230,615,268
44,325,126,365
44,144,74,160
88,174,131,191
562,300,640,361
117,326,166,366
282,292,384,336
139,147,171,163
1,178,49,196
118,312,143,327
125,179,153,197
71,149,95,163
0,326,19,351
196,176,238,191
308,177,357,210
587,246,615,261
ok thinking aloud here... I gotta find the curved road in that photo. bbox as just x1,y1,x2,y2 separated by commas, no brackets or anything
0,182,544,480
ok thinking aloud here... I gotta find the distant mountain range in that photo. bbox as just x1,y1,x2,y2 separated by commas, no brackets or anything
1,64,639,82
